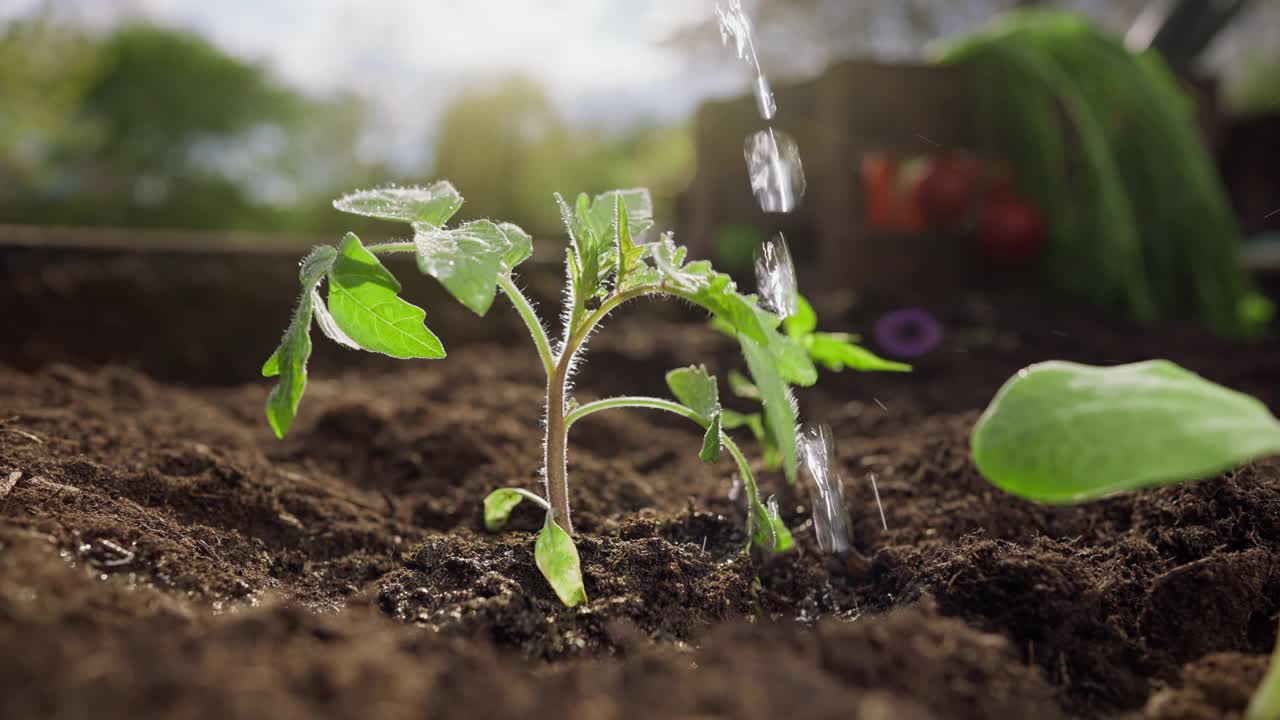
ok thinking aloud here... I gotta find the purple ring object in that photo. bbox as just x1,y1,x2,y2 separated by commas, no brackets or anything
874,309,943,358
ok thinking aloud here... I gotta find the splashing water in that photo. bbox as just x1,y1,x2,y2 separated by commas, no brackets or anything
716,0,776,120
745,129,806,213
798,424,851,555
754,233,798,318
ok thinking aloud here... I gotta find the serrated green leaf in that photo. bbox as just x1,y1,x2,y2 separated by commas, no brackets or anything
327,233,446,359
413,220,512,316
972,360,1280,503
613,195,645,288
535,514,588,607
665,365,720,422
590,188,654,240
783,295,818,337
498,222,533,271
740,334,799,482
332,181,463,227
807,333,911,373
652,235,769,345
700,414,723,463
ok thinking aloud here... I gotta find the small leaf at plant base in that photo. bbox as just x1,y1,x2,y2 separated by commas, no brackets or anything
535,514,588,607
971,360,1280,503
700,414,723,463
666,365,720,422
332,181,463,227
328,234,446,359
783,294,818,338
483,489,525,532
414,220,515,316
808,333,911,373
751,495,793,552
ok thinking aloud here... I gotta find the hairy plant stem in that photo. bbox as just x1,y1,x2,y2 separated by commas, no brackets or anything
1247,626,1280,720
566,394,765,543
496,275,554,378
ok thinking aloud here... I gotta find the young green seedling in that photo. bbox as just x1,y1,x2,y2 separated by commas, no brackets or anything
264,181,855,606
971,360,1280,720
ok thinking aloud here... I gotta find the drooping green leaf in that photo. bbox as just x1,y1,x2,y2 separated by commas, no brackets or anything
327,233,446,358
972,360,1280,503
264,294,314,439
740,334,799,482
807,333,912,373
332,181,463,227
311,289,360,349
262,245,338,438
783,295,818,337
483,487,549,532
535,514,588,607
665,365,720,422
497,222,533,272
700,414,723,463
413,220,512,316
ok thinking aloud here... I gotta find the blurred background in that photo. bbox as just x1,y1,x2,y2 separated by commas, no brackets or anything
2,0,1280,358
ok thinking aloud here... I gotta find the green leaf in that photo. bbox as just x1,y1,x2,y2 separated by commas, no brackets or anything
768,326,818,387
264,294,315,439
327,233,446,359
807,333,912,373
700,414,723,463
972,360,1280,503
740,334,799,482
590,188,654,240
665,365,720,422
783,295,818,337
482,488,547,532
535,514,588,607
613,195,645,289
751,496,793,552
652,235,769,345
726,370,760,400
263,245,337,437
413,220,512,316
311,289,360,349
498,222,533,272
332,181,463,227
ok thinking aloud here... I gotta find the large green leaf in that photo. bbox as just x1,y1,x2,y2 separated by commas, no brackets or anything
740,334,799,482
535,514,588,607
327,233,446,359
332,181,463,227
972,360,1280,503
262,246,338,438
413,220,512,316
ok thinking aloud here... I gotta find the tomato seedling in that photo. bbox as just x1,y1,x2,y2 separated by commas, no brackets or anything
971,360,1280,720
264,181,892,606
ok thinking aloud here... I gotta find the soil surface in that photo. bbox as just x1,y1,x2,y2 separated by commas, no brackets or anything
2,251,1279,719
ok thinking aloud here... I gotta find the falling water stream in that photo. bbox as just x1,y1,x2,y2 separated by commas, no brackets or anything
716,0,868,554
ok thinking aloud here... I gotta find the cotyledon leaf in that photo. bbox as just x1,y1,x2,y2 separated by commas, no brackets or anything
971,360,1280,503
413,220,512,316
327,233,446,359
482,487,549,532
535,514,588,607
332,181,463,227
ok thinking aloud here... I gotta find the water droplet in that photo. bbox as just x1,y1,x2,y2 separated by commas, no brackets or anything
754,75,776,120
744,129,806,214
798,424,851,555
754,232,798,318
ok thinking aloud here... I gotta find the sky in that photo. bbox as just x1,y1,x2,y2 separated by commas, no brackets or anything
2,0,746,167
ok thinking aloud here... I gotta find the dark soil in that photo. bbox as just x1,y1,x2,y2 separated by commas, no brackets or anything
2,250,1279,719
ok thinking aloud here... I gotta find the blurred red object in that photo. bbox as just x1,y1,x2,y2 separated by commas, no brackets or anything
976,187,1046,267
